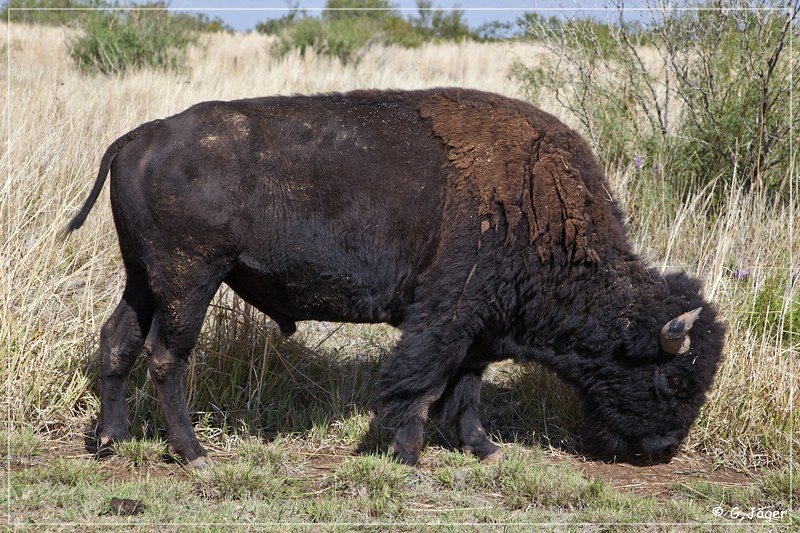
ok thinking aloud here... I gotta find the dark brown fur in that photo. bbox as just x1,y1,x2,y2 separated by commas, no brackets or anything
67,88,725,467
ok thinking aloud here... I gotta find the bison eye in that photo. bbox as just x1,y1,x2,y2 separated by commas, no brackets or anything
655,370,689,399
666,375,689,397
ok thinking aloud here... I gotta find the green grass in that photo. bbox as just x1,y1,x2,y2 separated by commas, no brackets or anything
191,459,294,500
672,472,799,527
674,468,798,510
235,436,298,471
1,427,44,462
6,432,796,527
112,438,168,469
469,448,606,511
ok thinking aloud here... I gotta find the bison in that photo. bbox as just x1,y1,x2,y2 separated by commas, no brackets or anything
68,88,725,468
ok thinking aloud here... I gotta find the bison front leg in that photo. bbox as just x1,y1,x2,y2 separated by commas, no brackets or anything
458,408,500,462
434,366,500,462
380,327,475,466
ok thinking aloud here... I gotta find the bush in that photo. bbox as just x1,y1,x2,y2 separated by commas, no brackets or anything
69,5,197,74
255,2,305,35
323,0,395,22
512,0,798,204
170,11,232,33
413,0,471,40
1,0,104,26
263,0,473,63
270,1,422,62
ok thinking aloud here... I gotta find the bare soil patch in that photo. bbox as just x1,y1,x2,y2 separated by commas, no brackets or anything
549,449,753,499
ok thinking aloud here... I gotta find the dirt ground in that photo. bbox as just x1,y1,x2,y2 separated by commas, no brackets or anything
554,450,752,499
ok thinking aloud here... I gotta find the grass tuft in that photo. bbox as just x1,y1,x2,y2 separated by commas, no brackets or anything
191,460,291,500
1,427,44,462
44,458,106,487
235,436,304,475
112,438,168,469
472,447,607,510
329,454,413,517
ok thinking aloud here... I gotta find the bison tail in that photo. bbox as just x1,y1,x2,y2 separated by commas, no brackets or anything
65,119,163,233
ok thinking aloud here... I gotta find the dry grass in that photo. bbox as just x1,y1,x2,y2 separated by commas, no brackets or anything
1,22,797,473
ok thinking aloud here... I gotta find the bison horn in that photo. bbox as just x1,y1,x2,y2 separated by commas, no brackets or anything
660,307,703,355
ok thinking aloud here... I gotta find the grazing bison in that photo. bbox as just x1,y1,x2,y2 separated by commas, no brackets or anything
68,88,725,468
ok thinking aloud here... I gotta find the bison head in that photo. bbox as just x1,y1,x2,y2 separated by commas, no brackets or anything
578,275,726,460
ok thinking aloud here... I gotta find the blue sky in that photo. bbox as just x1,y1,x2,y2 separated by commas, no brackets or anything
166,1,625,33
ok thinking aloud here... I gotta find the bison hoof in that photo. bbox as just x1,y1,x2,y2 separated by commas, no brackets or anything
98,430,130,448
188,455,215,470
480,449,503,464
388,442,420,466
463,441,501,463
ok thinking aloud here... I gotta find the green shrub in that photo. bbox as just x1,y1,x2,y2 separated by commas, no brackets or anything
413,0,471,40
171,11,232,33
271,16,326,57
1,0,105,26
255,2,306,35
3,0,229,32
664,8,797,197
265,0,472,63
513,0,798,204
69,4,198,74
518,12,633,58
323,0,395,22
473,20,518,41
271,2,423,63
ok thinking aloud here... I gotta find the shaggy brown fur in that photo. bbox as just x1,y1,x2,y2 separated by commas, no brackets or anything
420,94,598,264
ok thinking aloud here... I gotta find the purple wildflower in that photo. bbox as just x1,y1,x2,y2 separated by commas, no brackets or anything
732,268,750,281
635,154,643,170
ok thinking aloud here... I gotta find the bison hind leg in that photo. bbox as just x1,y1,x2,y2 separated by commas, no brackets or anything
458,409,501,463
97,267,154,448
144,258,233,467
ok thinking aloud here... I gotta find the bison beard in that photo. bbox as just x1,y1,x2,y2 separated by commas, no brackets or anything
67,88,725,468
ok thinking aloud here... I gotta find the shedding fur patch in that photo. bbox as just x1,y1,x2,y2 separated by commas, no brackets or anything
420,94,597,264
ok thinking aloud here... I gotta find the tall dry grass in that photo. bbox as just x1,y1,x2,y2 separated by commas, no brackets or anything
1,23,796,469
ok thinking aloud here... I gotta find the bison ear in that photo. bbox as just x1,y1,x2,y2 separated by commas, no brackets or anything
620,320,660,360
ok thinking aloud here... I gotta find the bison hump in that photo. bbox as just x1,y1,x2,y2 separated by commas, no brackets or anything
419,93,598,265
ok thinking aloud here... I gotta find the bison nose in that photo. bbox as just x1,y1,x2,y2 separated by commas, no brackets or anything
659,441,679,456
639,436,680,457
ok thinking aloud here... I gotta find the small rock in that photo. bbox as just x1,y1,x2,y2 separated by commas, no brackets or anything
105,497,146,516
